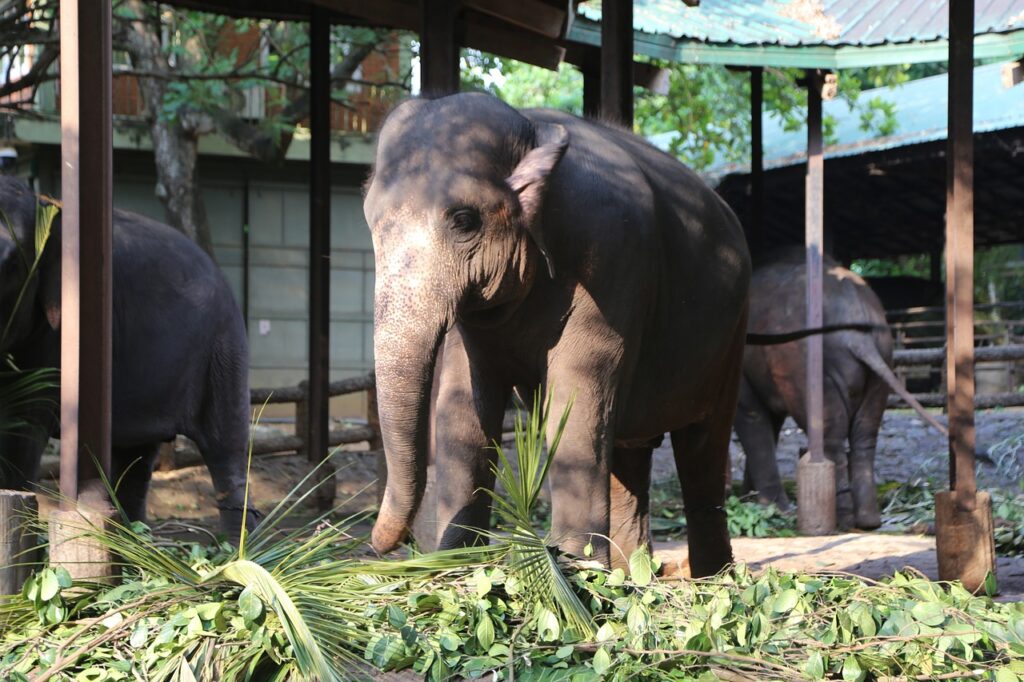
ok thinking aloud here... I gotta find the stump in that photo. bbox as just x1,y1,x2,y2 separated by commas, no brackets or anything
796,453,836,536
935,490,997,594
48,486,117,584
0,490,42,595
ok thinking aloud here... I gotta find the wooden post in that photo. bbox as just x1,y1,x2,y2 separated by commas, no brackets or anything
749,66,764,256
54,0,116,578
600,0,633,125
420,0,461,96
582,49,601,118
308,5,334,513
797,69,835,536
936,0,995,593
0,491,40,595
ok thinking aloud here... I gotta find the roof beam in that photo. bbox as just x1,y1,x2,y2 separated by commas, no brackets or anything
463,0,566,38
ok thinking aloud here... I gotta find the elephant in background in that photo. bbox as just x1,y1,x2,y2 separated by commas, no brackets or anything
0,176,257,539
735,249,946,529
364,92,751,576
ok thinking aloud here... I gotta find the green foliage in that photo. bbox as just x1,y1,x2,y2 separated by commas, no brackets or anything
2,404,1023,680
650,478,796,541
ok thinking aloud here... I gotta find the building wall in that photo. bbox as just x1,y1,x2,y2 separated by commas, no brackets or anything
30,147,376,418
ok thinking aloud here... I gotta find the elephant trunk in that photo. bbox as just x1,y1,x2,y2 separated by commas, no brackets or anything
370,305,448,554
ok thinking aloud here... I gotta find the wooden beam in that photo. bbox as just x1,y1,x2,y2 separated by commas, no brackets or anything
600,0,633,125
317,0,419,30
945,0,977,510
421,0,462,96
582,48,600,117
307,5,332,501
463,0,566,38
59,0,112,503
463,14,565,70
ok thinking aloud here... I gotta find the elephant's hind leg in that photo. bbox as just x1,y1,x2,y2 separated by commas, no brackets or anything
609,442,655,569
111,443,160,522
848,376,888,530
670,328,744,578
735,378,791,510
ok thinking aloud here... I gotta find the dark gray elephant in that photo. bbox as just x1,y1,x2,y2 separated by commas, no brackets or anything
735,250,946,529
0,176,257,539
363,92,751,576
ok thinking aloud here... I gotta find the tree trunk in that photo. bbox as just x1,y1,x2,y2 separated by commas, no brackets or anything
117,1,215,258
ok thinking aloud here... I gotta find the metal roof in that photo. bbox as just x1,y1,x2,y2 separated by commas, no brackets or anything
570,0,1024,68
694,60,1024,177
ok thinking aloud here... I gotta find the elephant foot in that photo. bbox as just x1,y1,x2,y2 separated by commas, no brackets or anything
836,490,856,531
219,505,262,546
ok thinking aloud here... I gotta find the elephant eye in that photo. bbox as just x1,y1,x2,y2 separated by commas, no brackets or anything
447,207,481,234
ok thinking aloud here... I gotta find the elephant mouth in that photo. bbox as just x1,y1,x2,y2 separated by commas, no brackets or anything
459,296,521,328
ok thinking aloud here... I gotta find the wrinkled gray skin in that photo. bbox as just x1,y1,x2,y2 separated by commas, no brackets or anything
363,93,750,576
736,250,946,529
0,176,257,540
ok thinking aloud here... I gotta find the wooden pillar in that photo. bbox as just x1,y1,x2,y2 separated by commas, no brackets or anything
936,0,996,593
420,0,461,96
600,0,633,125
53,0,115,580
582,49,601,118
308,6,334,511
750,66,764,256
0,491,39,595
796,69,835,536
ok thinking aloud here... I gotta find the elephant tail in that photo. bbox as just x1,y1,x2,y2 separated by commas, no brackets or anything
746,323,885,345
850,339,949,437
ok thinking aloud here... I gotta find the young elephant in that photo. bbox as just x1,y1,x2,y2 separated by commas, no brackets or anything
364,92,751,576
0,176,256,540
735,250,946,529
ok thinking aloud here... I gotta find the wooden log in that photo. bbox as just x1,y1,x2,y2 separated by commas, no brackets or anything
0,490,41,595
888,391,1024,409
935,490,996,594
249,373,375,405
796,453,836,536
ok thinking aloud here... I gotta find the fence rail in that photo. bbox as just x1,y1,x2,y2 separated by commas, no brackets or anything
888,344,1024,408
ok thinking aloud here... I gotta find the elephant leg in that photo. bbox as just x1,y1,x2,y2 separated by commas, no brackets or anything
735,378,790,510
544,379,613,565
848,377,888,530
609,444,653,569
435,330,509,550
111,443,160,522
671,325,744,578
822,379,854,530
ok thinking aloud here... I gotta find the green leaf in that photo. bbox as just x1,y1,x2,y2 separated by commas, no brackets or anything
387,604,407,628
54,567,73,589
995,668,1020,682
770,589,800,614
475,614,495,650
39,570,59,602
911,601,946,627
129,622,149,648
841,655,865,682
606,568,626,587
536,607,560,641
803,651,825,679
592,646,612,675
628,548,653,587
238,586,264,625
626,603,647,634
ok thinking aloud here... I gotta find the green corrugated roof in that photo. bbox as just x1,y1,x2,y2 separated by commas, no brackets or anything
569,0,1024,68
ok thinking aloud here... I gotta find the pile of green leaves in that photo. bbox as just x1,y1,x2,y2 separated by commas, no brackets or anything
2,398,1024,681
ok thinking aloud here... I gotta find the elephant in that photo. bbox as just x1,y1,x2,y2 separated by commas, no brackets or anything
0,175,257,539
735,249,946,529
363,92,752,577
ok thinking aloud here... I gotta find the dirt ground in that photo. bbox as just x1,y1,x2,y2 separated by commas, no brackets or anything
34,408,1023,599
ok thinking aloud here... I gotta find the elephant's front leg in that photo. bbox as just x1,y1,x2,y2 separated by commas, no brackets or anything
610,443,654,569
435,330,510,550
544,379,614,565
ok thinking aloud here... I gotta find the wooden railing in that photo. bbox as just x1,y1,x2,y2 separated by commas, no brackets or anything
889,344,1024,408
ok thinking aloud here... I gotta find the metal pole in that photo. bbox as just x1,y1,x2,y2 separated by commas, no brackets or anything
59,0,112,503
307,7,331,483
600,0,633,125
750,66,764,256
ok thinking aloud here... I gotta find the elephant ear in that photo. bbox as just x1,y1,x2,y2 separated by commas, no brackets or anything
506,121,568,279
37,208,61,331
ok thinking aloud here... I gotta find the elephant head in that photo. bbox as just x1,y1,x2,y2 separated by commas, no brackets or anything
0,176,60,355
363,94,567,553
